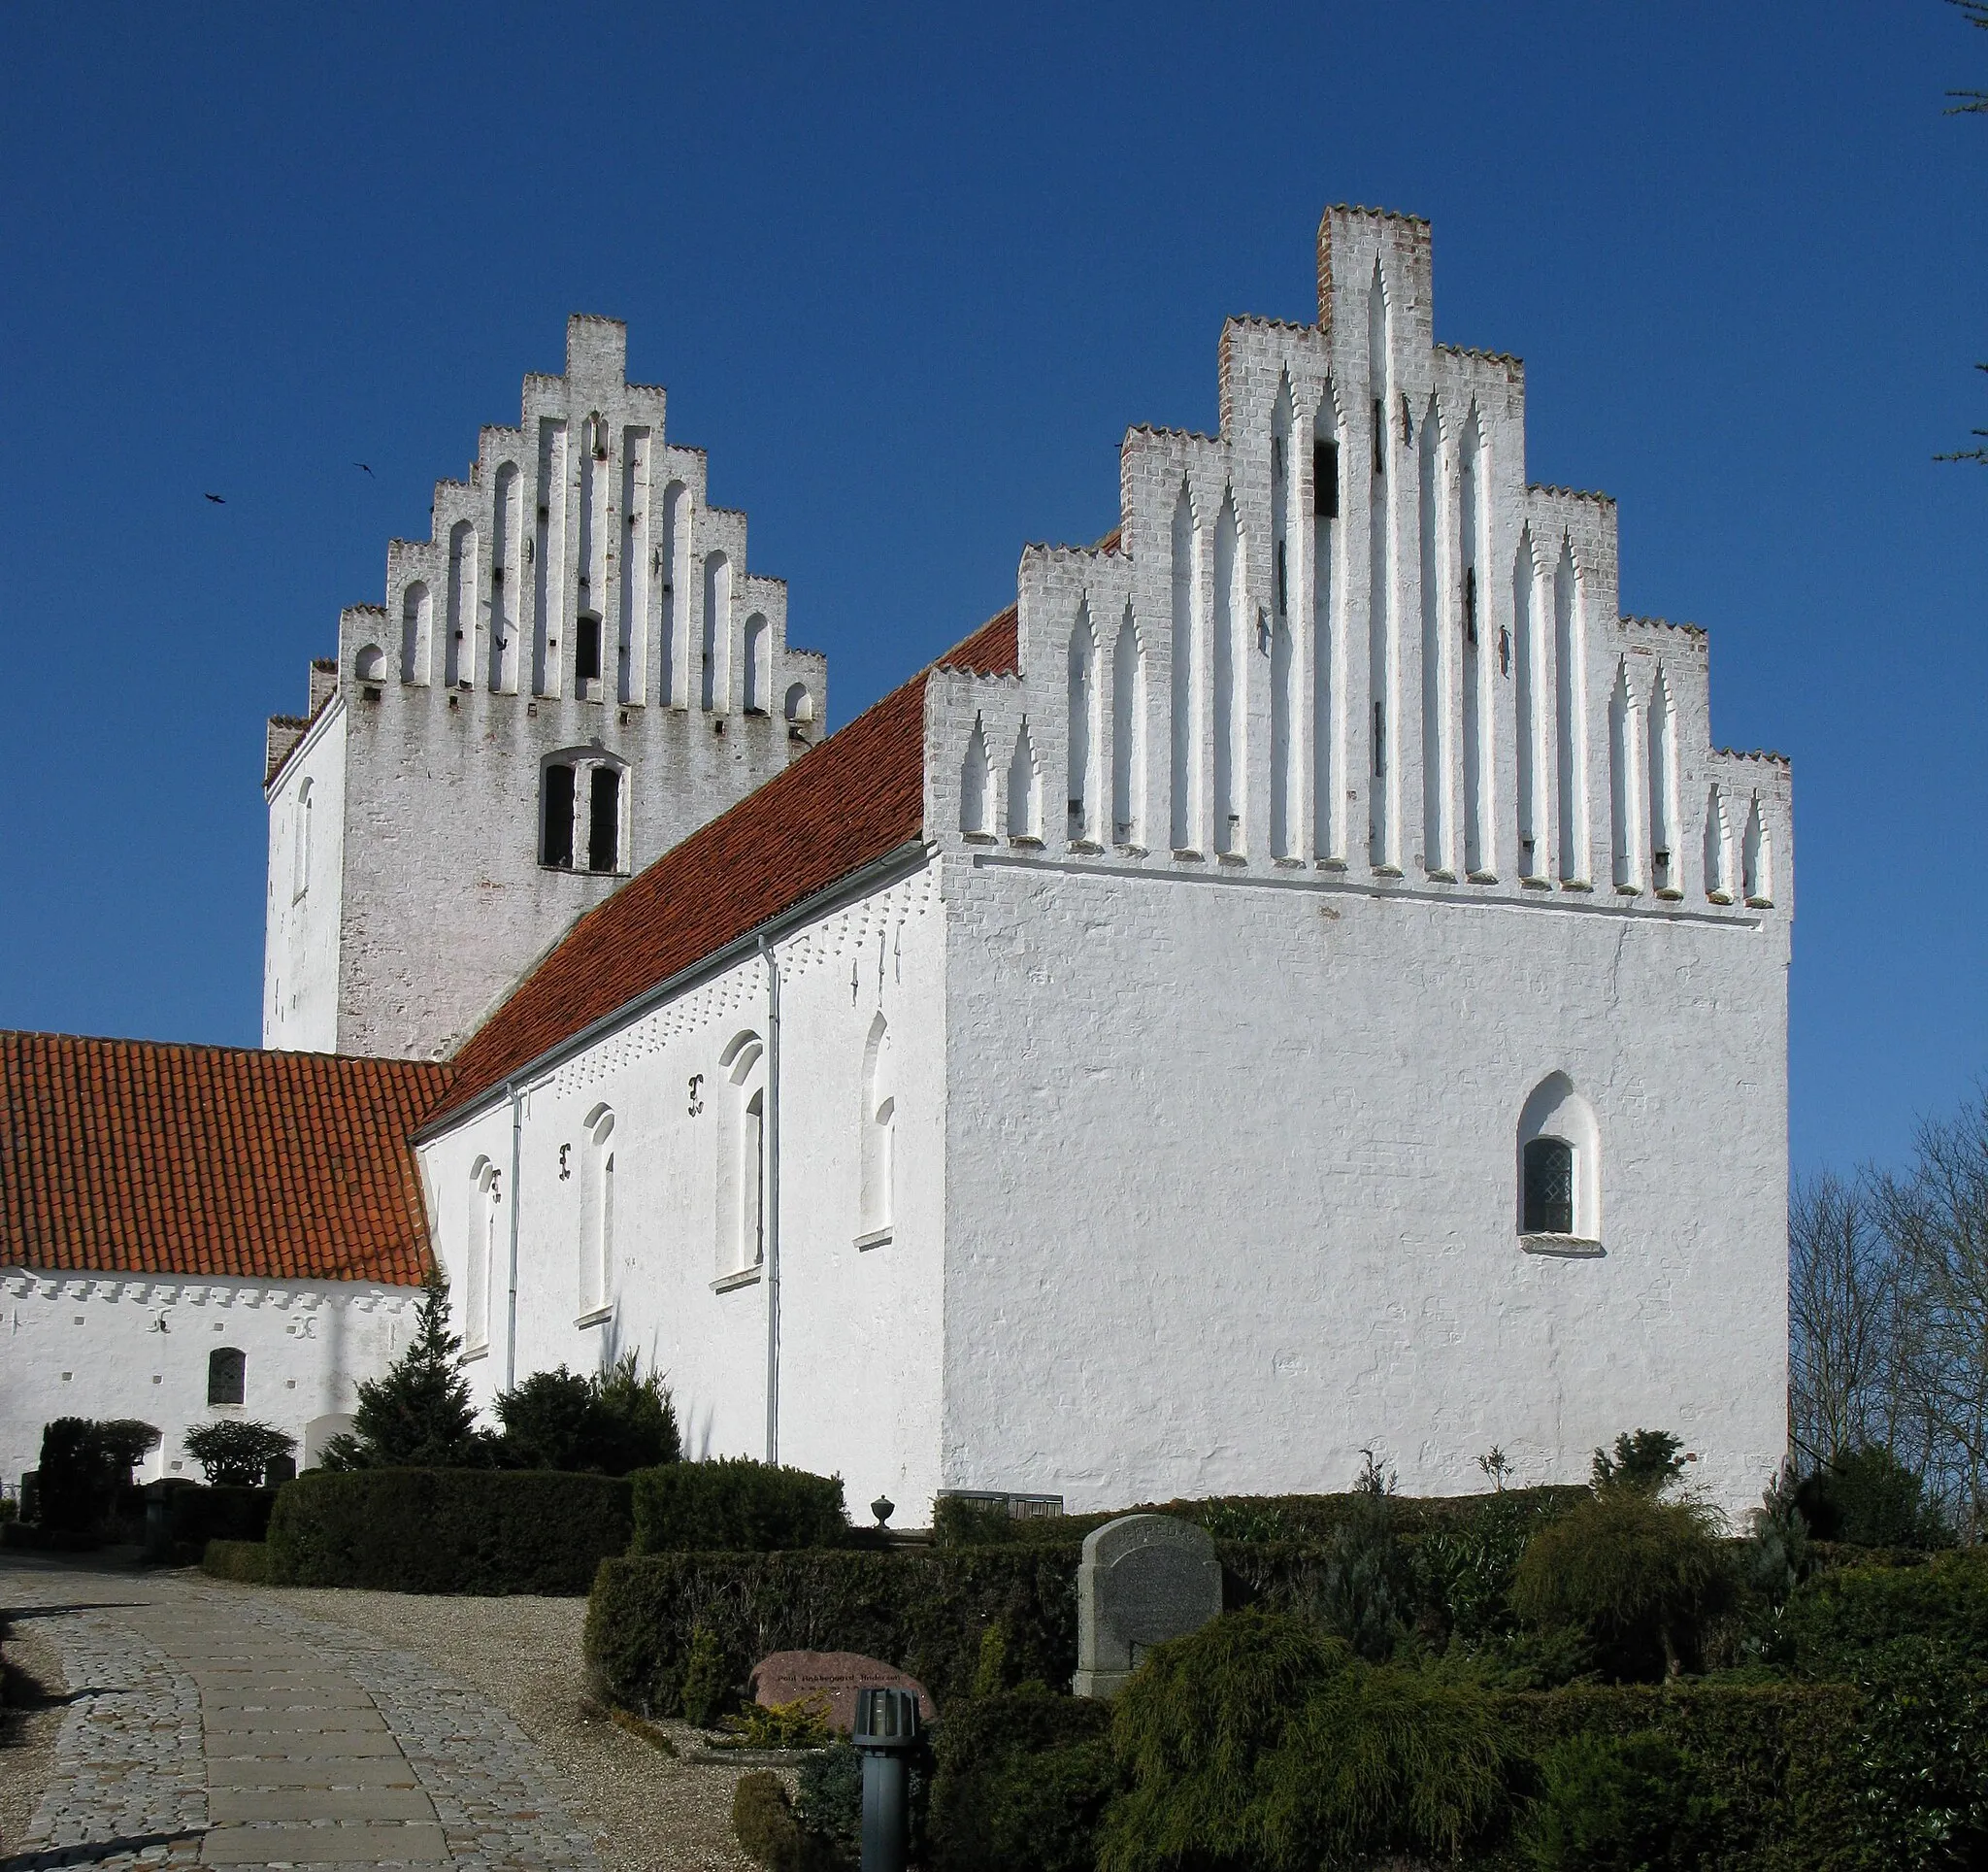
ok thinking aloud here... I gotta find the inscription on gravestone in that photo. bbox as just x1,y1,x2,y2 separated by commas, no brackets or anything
1072,1513,1223,1699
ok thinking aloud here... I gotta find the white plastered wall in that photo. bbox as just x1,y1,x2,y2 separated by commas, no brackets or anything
262,700,348,1053
417,860,948,1519
1,1270,417,1490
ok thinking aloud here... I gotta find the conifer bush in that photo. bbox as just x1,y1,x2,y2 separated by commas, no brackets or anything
319,1270,493,1470
629,1456,847,1553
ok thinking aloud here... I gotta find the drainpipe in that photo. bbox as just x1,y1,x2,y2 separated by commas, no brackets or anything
505,1082,523,1392
762,936,782,1464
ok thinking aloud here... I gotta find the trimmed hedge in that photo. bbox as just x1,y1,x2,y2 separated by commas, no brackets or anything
928,1689,1115,1872
587,1547,1083,1715
1782,1548,1988,1678
630,1458,846,1554
267,1468,633,1594
166,1485,277,1552
202,1539,271,1583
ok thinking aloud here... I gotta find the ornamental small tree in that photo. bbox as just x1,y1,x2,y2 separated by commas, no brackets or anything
320,1268,491,1469
182,1420,296,1487
37,1418,160,1532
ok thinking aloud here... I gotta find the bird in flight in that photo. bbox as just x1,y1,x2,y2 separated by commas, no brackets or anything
354,462,374,476
204,492,226,504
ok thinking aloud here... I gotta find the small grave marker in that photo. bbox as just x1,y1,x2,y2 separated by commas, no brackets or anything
1072,1512,1222,1699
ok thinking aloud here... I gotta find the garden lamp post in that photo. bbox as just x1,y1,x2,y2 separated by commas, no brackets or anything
851,1686,919,1872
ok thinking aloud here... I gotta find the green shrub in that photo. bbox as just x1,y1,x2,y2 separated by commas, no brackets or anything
201,1539,270,1583
36,1418,158,1533
319,1269,494,1470
1783,1551,1988,1679
1590,1428,1687,1495
1796,1447,1954,1550
680,1623,730,1727
722,1695,834,1751
586,1546,1081,1717
182,1420,296,1487
789,1737,927,1868
1511,1488,1737,1681
166,1485,278,1552
928,1689,1114,1872
266,1468,632,1594
1518,1729,1721,1869
1100,1610,1504,1871
630,1457,847,1553
734,1770,841,1871
495,1354,679,1475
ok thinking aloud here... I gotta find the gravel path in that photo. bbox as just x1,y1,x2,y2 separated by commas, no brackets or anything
0,1556,757,1872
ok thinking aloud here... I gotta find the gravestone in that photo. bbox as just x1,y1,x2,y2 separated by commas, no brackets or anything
1072,1512,1222,1698
748,1650,934,1736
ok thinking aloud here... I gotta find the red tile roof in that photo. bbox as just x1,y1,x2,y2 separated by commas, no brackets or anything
432,609,1022,1127
0,1033,450,1286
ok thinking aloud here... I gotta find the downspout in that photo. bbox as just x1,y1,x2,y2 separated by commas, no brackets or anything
762,935,782,1464
505,1081,523,1392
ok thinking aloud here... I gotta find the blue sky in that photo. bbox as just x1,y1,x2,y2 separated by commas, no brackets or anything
1,3,1981,1177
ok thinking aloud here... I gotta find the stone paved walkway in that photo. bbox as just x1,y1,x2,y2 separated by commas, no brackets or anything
2,1557,603,1871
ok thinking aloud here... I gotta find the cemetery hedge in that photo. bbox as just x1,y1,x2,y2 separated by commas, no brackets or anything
201,1538,271,1583
586,1546,1084,1714
162,1484,277,1554
266,1468,633,1594
629,1457,848,1553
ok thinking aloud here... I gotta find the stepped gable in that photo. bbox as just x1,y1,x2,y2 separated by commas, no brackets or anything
0,1033,450,1285
433,611,1019,1124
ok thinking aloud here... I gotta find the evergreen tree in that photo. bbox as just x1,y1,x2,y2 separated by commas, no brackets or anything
320,1268,490,1469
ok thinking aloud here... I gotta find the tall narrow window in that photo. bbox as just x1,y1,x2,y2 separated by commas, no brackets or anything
575,614,603,692
1368,259,1395,870
207,1348,246,1407
717,1032,768,1278
1554,539,1589,884
1169,483,1198,852
703,552,731,712
291,780,313,902
466,1157,495,1353
744,613,771,714
588,765,621,873
1067,608,1098,842
1007,719,1041,839
858,1013,894,1243
401,580,432,685
619,432,649,705
534,418,567,697
1517,1072,1603,1246
1110,612,1145,848
1648,667,1679,895
1312,396,1341,860
1514,529,1545,880
1705,784,1733,902
542,763,577,868
579,1106,614,1315
1459,408,1490,878
1271,384,1297,859
960,716,993,836
1212,492,1242,855
1608,661,1642,891
492,462,521,692
1418,398,1450,877
660,480,688,707
1742,794,1773,906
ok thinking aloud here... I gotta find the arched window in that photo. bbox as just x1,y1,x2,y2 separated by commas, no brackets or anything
292,780,313,903
588,765,622,873
1648,667,1679,895
960,716,993,837
1110,610,1145,848
580,1105,614,1317
207,1347,246,1407
1704,784,1734,903
858,1013,894,1245
1516,1073,1603,1249
492,461,521,693
1608,659,1642,892
744,613,771,715
1554,539,1589,884
1007,719,1041,840
446,521,477,688
716,1032,768,1277
465,1156,498,1353
1067,608,1098,842
354,643,386,685
541,752,626,874
703,552,731,711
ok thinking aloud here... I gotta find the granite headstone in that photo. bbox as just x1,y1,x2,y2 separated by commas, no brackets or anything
1072,1512,1222,1698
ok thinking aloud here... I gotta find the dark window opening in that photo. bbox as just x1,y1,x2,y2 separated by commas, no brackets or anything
208,1347,246,1407
1371,400,1385,476
1463,567,1478,646
1271,435,1284,480
1314,440,1340,518
1373,701,1386,779
588,766,621,873
542,763,576,868
1275,541,1287,617
1523,1137,1575,1235
576,614,602,685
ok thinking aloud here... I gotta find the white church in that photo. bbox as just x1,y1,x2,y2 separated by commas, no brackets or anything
3,206,1793,1521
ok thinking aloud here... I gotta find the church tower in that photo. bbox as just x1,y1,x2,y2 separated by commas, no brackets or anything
262,316,827,1061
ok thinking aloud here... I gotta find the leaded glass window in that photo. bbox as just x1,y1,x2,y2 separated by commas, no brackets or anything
1523,1137,1574,1235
